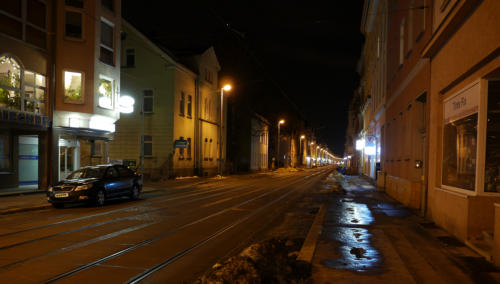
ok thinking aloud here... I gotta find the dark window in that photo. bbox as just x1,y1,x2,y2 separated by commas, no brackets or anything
65,0,84,8
100,20,114,65
65,11,82,38
187,95,192,117
26,25,46,49
0,133,11,172
143,90,153,113
0,14,22,39
143,135,152,156
187,138,191,160
180,92,185,116
101,0,114,11
1,0,22,17
126,48,135,67
27,0,46,28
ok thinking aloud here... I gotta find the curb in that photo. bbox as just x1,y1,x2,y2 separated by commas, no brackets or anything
0,204,53,215
297,204,327,263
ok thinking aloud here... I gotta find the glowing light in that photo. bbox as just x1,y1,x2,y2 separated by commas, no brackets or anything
365,145,376,155
89,115,115,132
356,139,365,150
119,95,135,113
279,119,285,124
223,84,232,91
69,117,81,128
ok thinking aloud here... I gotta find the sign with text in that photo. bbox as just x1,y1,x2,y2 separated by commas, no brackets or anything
174,139,188,148
444,82,479,124
0,108,50,128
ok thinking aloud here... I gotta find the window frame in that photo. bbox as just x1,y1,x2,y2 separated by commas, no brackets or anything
63,69,84,104
179,91,185,116
99,18,115,66
143,135,152,157
187,94,192,118
64,1,85,41
142,90,153,113
97,74,114,110
125,48,135,68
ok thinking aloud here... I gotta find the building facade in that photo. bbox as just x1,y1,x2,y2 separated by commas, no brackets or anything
108,21,222,179
0,0,53,190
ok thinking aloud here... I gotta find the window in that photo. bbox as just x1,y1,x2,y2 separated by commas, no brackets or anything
442,83,480,191
65,0,83,39
64,71,83,103
209,138,213,160
399,18,405,65
143,135,152,156
187,138,192,160
143,90,153,113
178,136,184,160
0,133,11,172
204,97,208,119
101,0,114,12
126,48,135,68
0,56,45,113
205,68,213,83
100,20,114,66
98,76,113,109
187,95,192,117
204,138,208,161
484,81,500,192
179,92,185,116
0,0,47,49
23,71,46,113
91,140,103,157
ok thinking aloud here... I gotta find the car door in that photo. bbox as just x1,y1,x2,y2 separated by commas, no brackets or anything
103,167,120,197
115,165,134,194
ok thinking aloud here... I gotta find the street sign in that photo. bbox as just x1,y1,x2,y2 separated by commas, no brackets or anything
174,139,188,148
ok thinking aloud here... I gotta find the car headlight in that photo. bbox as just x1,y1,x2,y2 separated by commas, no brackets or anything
74,184,93,191
48,186,53,192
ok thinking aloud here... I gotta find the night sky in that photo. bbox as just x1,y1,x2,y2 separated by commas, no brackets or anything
122,1,364,156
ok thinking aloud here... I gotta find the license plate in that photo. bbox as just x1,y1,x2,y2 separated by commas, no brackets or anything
55,193,69,198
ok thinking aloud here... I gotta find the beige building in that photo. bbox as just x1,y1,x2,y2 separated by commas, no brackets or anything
422,0,500,261
108,21,222,178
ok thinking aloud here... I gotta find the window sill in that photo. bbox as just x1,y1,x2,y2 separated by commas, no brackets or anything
187,115,192,119
179,114,185,117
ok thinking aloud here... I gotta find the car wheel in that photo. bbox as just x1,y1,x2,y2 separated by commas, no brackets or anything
130,185,140,200
52,203,64,208
95,189,106,206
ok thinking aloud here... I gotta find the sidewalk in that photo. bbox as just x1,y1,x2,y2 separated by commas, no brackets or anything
310,175,500,283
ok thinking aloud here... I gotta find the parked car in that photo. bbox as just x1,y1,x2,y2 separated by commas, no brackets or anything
47,164,142,208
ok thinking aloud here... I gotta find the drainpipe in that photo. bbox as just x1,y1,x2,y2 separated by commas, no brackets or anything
194,77,201,176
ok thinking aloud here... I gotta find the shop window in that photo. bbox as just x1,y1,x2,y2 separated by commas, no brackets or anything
143,135,152,157
143,90,153,113
23,70,46,114
0,133,11,172
187,95,192,117
485,81,500,192
0,56,21,110
98,76,113,109
442,113,477,191
126,48,135,68
64,71,83,103
100,20,114,66
179,92,185,116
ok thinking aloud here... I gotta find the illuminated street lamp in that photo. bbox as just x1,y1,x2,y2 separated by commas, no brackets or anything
277,119,285,168
218,84,232,176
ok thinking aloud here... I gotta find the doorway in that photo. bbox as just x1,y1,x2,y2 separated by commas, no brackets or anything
18,135,39,188
59,138,79,180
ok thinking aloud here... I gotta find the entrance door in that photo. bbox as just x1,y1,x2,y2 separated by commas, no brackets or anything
18,135,38,188
59,138,79,180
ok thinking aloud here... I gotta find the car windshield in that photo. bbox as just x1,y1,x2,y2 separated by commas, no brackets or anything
66,168,104,179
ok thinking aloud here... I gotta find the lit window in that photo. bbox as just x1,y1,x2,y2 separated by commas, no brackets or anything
100,20,114,65
64,71,83,103
98,76,113,109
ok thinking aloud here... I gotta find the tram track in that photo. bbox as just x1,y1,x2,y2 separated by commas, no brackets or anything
42,169,331,283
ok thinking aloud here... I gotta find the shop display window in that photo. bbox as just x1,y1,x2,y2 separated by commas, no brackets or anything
484,81,500,192
64,71,83,103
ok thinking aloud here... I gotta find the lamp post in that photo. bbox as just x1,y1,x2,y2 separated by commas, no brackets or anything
218,84,231,176
277,119,285,168
299,135,305,166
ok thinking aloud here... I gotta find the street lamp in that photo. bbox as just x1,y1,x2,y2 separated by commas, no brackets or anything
299,135,305,166
277,119,285,168
218,84,231,176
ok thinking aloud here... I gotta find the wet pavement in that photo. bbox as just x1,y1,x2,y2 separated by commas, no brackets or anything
312,175,500,284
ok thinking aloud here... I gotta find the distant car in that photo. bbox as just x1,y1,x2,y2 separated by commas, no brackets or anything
47,164,142,208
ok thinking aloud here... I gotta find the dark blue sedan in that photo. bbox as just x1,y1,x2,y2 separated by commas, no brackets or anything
47,164,142,208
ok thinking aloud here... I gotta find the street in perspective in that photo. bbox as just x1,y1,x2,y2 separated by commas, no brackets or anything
1,0,500,283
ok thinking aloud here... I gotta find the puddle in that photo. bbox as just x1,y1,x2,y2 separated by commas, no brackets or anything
322,227,381,273
373,203,412,218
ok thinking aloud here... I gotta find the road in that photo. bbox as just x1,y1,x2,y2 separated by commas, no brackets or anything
0,167,332,283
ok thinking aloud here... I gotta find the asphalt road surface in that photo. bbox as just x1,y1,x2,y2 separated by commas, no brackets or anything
0,167,332,283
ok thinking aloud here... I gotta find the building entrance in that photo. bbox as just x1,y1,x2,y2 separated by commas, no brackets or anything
18,135,39,187
59,138,79,181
